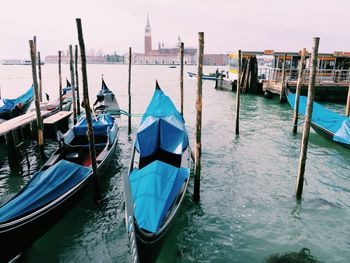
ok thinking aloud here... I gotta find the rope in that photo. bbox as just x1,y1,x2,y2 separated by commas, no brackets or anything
117,109,143,117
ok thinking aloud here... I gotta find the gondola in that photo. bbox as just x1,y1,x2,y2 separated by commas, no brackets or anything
286,87,350,149
93,78,120,116
123,82,191,263
0,113,119,262
0,85,34,121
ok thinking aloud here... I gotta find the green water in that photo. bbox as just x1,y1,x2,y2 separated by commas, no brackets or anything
0,64,349,262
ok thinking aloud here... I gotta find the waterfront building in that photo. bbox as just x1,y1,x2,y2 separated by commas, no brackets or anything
130,14,197,65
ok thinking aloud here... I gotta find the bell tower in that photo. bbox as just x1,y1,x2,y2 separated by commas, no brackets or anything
145,13,152,54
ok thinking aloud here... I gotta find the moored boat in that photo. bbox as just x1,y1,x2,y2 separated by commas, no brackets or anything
187,71,217,80
93,78,120,116
0,86,34,121
286,87,350,149
0,113,119,262
123,82,191,263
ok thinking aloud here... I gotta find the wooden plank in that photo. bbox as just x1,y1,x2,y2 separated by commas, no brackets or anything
0,111,51,136
44,111,72,125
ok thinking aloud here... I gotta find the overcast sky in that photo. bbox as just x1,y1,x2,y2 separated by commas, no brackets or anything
1,0,349,59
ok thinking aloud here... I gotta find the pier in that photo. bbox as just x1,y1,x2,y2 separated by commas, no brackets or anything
262,67,350,102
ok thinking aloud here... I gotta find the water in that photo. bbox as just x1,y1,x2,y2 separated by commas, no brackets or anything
0,64,350,262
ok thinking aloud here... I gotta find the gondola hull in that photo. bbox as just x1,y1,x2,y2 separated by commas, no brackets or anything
0,98,33,121
0,116,119,262
286,86,350,149
124,85,191,263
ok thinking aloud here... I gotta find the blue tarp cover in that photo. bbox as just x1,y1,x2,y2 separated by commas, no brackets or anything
74,113,114,136
287,92,350,146
0,160,91,223
136,88,189,157
130,160,189,233
0,86,34,113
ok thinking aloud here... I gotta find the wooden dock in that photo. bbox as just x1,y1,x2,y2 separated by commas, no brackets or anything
263,81,349,102
43,111,72,125
0,111,51,137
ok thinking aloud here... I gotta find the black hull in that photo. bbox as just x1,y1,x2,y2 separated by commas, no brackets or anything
0,99,33,121
134,213,175,263
311,123,350,149
0,127,119,262
0,177,90,262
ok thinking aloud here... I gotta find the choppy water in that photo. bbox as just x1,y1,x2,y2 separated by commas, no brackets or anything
0,64,349,263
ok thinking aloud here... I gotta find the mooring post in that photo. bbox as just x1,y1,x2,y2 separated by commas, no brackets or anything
293,48,307,134
5,131,19,170
235,50,242,135
38,51,43,102
75,45,81,116
296,37,320,199
194,32,204,202
346,85,350,117
58,51,63,111
29,40,45,160
280,53,287,103
69,45,77,124
180,42,184,116
76,18,100,200
128,47,132,135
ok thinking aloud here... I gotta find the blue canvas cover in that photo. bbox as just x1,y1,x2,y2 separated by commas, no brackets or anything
135,88,189,157
0,160,91,223
74,113,114,136
129,160,189,233
334,119,350,145
287,92,350,146
0,86,34,113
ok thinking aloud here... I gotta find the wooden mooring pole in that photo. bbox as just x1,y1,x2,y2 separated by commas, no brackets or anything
296,37,320,199
69,45,77,123
128,47,132,135
38,51,43,102
193,32,204,202
293,48,307,134
235,50,241,135
280,53,287,103
5,131,20,170
76,18,100,200
29,40,45,159
58,51,63,111
75,45,81,116
180,42,184,116
346,85,350,117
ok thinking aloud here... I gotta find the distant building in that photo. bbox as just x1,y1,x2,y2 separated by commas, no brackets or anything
204,54,229,66
45,55,107,64
130,14,197,65
44,55,106,64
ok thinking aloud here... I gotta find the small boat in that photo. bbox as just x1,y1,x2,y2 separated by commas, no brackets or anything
187,71,217,80
169,65,177,68
0,113,120,262
286,87,350,149
0,86,34,121
93,78,120,116
1,59,44,66
124,81,191,263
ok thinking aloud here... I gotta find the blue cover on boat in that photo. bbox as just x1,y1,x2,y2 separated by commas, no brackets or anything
129,160,189,233
334,119,350,145
74,113,114,136
0,160,91,223
136,88,189,157
287,92,350,145
0,86,34,113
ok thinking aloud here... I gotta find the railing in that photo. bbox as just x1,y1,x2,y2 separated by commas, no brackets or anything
258,68,350,84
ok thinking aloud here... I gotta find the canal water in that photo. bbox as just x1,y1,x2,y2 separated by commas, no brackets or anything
0,64,349,262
